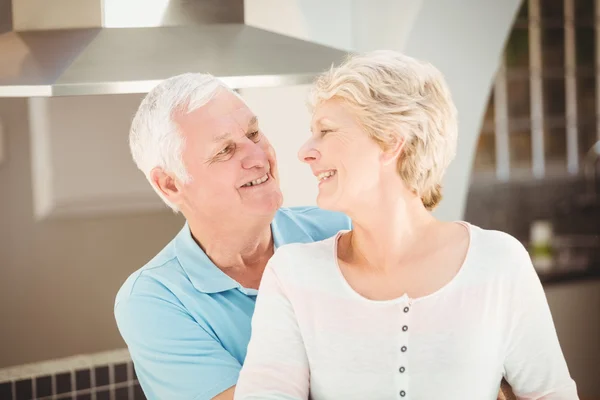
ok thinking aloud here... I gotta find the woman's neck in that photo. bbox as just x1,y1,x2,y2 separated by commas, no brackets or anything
342,191,440,272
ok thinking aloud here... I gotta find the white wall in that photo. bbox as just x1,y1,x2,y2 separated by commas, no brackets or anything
242,0,426,208
32,0,521,218
400,0,522,221
240,85,318,207
242,1,427,208
245,0,522,220
242,0,355,207
351,0,423,52
244,0,354,50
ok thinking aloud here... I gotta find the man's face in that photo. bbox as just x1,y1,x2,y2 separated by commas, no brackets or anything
170,88,283,221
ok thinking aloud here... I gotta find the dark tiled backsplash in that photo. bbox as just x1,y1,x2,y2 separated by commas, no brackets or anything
0,361,145,400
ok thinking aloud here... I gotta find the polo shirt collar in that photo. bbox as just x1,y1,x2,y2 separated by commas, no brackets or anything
174,222,237,294
174,210,313,295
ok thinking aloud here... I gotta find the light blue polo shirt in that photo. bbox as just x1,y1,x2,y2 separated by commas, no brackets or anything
114,206,351,400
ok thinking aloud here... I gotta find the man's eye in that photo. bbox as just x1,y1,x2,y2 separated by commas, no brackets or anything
247,130,260,141
217,145,233,156
320,129,333,135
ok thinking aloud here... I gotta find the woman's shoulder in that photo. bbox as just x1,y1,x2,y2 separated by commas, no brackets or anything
466,223,534,278
268,233,341,279
470,224,527,256
273,233,339,262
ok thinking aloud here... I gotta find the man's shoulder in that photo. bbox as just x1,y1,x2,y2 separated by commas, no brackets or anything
275,206,351,241
114,238,185,310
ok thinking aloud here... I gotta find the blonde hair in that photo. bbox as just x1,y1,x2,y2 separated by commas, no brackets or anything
309,50,458,210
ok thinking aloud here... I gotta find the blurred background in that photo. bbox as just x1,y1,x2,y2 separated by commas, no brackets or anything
0,0,598,399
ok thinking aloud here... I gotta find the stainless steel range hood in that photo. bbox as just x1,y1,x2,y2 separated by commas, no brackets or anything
0,0,350,97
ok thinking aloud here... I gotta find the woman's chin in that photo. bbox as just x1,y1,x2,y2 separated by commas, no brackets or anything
316,193,343,213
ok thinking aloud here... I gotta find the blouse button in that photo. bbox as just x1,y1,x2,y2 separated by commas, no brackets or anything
403,306,409,313
399,366,405,373
400,390,406,397
401,346,407,352
402,325,408,332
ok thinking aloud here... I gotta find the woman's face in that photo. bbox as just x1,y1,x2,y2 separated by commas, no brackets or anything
298,98,386,213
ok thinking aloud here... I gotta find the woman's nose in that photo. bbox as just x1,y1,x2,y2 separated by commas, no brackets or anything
298,140,320,164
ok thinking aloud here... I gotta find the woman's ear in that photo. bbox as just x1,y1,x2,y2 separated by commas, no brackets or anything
380,136,405,166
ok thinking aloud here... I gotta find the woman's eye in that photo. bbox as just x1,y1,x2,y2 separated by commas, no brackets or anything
320,129,333,135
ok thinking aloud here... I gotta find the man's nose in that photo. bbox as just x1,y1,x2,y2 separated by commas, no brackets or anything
298,139,320,164
241,141,267,170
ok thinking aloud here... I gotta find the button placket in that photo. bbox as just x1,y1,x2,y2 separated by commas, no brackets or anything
396,300,411,399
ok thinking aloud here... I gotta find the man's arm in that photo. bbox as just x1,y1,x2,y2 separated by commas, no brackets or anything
115,290,240,400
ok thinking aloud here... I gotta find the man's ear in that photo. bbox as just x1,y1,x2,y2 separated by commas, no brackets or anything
380,137,405,166
150,167,182,204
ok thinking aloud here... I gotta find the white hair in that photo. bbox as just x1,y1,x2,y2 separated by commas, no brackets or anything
309,50,458,210
129,73,241,212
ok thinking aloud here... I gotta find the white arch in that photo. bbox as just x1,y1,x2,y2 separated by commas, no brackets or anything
245,0,522,221
398,0,523,220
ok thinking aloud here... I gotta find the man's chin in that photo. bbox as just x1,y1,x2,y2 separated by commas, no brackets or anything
263,194,284,213
239,192,281,214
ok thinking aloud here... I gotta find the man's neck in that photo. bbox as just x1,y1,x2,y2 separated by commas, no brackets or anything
187,213,275,272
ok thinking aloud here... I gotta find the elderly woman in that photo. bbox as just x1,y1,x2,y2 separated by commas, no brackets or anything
234,50,578,399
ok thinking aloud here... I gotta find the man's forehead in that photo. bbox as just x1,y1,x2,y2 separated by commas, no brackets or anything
176,93,257,137
206,106,256,137
203,92,249,117
212,106,255,126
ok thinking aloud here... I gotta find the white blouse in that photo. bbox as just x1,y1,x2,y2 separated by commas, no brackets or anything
235,223,578,400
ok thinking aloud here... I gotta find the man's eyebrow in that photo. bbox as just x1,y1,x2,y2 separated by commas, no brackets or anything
212,117,258,143
248,116,258,128
212,132,232,143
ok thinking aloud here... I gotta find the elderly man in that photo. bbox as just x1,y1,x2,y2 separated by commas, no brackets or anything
114,73,351,400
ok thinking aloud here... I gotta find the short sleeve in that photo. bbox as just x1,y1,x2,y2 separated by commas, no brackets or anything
115,293,240,400
283,207,352,241
235,250,310,400
502,243,579,399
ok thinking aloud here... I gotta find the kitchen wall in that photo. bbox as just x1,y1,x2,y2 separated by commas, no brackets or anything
0,11,345,366
546,280,600,397
0,0,11,33
1,0,598,396
0,97,184,368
